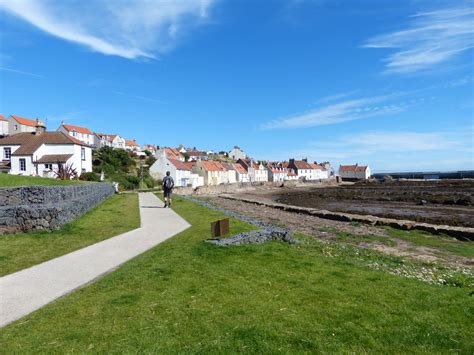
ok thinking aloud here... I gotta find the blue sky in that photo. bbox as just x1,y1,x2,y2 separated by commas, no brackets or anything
0,0,472,172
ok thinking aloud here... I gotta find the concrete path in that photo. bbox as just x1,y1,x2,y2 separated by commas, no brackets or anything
0,192,190,327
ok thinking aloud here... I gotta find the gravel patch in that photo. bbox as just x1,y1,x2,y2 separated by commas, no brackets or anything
182,196,297,246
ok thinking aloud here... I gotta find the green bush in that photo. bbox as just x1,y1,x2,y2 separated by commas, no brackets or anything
79,172,100,182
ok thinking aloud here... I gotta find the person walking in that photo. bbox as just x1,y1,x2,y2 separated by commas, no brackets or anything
162,171,175,208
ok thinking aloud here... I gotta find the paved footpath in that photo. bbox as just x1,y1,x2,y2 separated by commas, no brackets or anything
0,192,190,327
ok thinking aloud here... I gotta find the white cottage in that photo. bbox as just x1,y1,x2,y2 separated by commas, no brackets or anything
234,163,250,183
94,133,126,150
0,125,92,177
150,152,203,188
339,164,371,180
0,115,8,137
192,160,228,186
58,123,95,146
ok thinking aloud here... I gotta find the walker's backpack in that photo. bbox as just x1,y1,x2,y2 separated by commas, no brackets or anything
164,177,174,190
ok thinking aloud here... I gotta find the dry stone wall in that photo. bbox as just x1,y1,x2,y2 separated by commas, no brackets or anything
0,183,115,234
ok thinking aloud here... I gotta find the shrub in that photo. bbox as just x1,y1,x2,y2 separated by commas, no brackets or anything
79,172,100,182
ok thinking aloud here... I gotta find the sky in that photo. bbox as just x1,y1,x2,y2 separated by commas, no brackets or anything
0,0,472,173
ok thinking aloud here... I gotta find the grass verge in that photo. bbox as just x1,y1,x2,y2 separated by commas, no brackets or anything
0,174,90,187
0,193,139,276
385,227,474,258
1,196,472,353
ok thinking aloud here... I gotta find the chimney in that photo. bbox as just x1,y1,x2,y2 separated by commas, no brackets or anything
35,119,46,134
289,158,295,164
302,158,307,163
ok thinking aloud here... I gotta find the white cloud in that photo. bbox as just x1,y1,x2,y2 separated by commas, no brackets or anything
260,92,422,129
0,66,44,78
0,0,216,59
112,91,164,104
275,129,474,172
364,5,474,73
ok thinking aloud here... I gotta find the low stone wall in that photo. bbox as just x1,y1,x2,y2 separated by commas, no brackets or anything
0,183,115,234
219,194,474,241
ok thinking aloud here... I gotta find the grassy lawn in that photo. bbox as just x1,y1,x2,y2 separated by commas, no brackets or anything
0,174,89,187
0,193,139,276
1,196,472,353
386,227,474,258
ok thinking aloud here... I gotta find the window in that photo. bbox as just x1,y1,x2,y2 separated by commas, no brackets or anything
72,131,77,137
19,158,26,171
45,163,53,170
4,147,11,160
81,147,86,161
14,124,18,131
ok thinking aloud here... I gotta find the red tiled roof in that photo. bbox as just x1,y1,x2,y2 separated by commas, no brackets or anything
292,160,312,169
233,163,247,174
62,124,92,135
169,158,191,171
125,139,139,147
164,148,183,160
287,171,297,176
221,162,236,171
95,133,117,143
309,163,325,170
11,115,37,127
201,161,226,171
340,165,368,172
0,114,6,122
188,150,208,157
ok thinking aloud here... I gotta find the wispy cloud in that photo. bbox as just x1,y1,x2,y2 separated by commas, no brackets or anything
260,92,426,129
112,91,164,104
274,129,474,172
363,5,474,73
0,0,216,59
0,66,44,78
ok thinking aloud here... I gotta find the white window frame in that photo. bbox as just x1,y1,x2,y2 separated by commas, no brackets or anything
81,147,86,161
4,147,11,160
19,158,26,171
44,163,53,170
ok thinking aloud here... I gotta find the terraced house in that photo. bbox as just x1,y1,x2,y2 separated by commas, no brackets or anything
58,123,95,146
0,121,92,177
7,115,43,135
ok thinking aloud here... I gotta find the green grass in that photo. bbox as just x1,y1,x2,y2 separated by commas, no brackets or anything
336,231,397,247
0,174,89,187
386,227,474,258
0,194,140,276
1,196,473,353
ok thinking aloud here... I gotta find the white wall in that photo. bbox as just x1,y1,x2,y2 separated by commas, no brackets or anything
7,117,36,135
0,121,8,136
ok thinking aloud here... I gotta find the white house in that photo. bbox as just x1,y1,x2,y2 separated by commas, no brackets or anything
288,159,314,180
286,169,298,181
192,160,228,186
0,124,92,177
150,151,203,188
58,123,95,146
221,162,237,184
155,148,185,162
229,146,246,161
267,163,288,182
125,139,140,152
94,133,126,150
7,115,41,135
188,150,209,161
339,164,371,180
309,163,329,180
234,163,250,183
251,161,268,182
143,144,158,155
0,115,8,137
